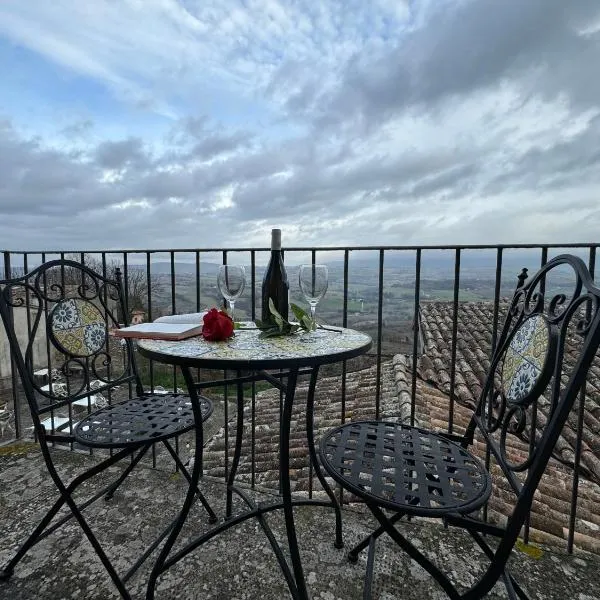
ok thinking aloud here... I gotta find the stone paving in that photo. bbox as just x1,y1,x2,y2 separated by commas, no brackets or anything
0,444,599,600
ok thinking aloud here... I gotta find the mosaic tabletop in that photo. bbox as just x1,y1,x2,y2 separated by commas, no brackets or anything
137,323,372,369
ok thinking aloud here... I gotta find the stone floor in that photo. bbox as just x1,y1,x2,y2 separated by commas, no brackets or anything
0,444,599,600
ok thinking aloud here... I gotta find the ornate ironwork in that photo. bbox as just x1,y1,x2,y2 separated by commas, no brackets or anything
476,255,600,488
0,260,135,413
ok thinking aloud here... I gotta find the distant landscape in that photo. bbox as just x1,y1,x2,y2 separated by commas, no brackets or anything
135,248,586,365
1,248,587,366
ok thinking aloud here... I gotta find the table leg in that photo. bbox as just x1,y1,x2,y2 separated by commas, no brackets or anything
146,366,206,600
305,366,344,548
226,370,246,518
280,367,308,600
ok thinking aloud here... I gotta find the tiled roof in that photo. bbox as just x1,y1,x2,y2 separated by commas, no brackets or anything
202,360,403,492
417,301,600,485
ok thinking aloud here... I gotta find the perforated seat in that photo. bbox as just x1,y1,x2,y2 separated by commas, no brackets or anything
75,394,213,448
320,421,491,516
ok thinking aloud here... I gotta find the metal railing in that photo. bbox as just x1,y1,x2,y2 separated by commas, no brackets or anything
1,243,599,554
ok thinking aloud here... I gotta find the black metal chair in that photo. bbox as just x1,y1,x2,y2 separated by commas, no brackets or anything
318,254,600,599
0,259,216,600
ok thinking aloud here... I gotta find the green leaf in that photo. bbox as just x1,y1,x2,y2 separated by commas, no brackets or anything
255,298,314,337
259,328,282,338
301,314,314,331
290,303,307,321
290,303,314,332
268,298,285,330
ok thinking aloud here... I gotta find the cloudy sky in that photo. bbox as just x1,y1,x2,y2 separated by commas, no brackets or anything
1,0,599,252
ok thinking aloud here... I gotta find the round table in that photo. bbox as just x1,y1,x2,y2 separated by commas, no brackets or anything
137,324,372,600
137,323,371,370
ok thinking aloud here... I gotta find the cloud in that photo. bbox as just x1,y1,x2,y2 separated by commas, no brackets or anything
0,0,600,253
95,138,149,170
302,0,600,130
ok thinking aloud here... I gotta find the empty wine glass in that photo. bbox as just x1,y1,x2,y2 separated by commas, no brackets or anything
217,265,246,322
298,264,328,330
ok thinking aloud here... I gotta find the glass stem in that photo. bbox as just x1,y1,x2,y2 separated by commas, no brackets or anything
310,303,317,330
230,301,235,322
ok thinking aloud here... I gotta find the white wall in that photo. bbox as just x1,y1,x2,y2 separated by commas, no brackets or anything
0,306,49,384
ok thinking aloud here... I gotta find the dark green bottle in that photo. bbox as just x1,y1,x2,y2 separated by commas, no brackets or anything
261,229,289,322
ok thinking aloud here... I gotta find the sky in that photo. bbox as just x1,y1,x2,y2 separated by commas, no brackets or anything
1,0,600,252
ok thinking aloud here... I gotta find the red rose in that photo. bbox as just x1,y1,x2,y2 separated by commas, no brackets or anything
202,308,234,341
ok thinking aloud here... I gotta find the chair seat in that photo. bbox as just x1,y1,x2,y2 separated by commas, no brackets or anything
319,421,492,517
74,394,213,448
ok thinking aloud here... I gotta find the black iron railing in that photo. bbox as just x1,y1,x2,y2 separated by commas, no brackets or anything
1,243,599,554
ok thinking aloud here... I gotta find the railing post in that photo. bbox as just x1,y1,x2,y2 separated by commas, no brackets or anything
447,248,461,434
3,251,22,439
410,249,422,427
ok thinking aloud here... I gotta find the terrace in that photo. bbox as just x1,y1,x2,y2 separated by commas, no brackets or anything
1,243,600,599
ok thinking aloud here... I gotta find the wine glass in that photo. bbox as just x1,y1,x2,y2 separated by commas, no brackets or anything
298,264,328,330
217,265,246,322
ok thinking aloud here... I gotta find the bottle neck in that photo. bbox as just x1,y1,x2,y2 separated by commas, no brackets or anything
271,229,282,251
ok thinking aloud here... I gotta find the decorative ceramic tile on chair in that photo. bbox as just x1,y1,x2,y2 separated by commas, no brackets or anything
49,298,106,357
501,313,550,405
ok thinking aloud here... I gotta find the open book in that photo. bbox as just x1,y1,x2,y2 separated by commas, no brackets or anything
111,323,203,341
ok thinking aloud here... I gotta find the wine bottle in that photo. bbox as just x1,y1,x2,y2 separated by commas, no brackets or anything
261,228,289,322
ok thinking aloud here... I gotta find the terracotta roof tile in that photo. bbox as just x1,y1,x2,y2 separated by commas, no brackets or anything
202,360,403,494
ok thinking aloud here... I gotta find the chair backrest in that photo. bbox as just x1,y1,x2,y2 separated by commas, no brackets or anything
0,259,142,435
464,254,600,568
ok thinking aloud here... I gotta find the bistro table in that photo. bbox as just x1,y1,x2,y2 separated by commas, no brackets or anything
137,323,372,600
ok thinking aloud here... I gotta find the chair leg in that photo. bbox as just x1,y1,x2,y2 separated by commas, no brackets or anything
0,494,67,579
348,510,407,562
61,492,132,600
506,571,531,600
162,440,218,523
104,443,152,501
363,534,377,600
367,503,461,600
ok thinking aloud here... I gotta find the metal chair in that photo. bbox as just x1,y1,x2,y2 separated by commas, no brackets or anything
0,259,216,600
318,254,600,599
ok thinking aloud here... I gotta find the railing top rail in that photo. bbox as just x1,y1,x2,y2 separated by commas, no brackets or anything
2,243,598,255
